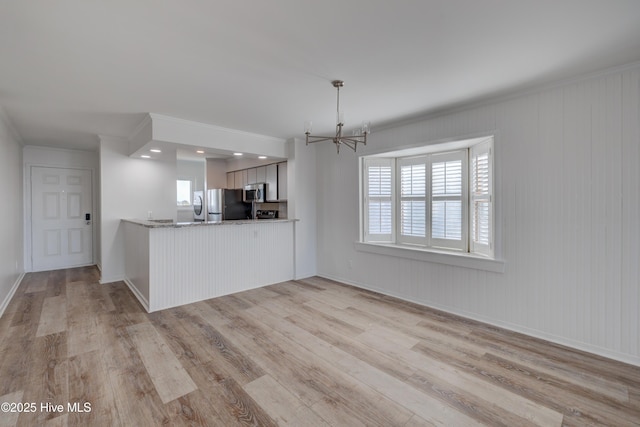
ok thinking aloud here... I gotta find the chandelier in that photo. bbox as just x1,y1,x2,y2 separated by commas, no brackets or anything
304,80,370,153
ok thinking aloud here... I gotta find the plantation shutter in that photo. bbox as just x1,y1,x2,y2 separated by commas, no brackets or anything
398,157,427,244
470,140,492,256
363,158,393,242
429,151,467,251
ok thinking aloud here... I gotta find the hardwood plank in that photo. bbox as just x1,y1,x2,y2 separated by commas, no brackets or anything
42,414,68,427
240,305,416,426
0,390,23,427
23,271,50,294
244,374,330,426
403,414,438,427
2,269,639,426
68,350,119,426
126,322,197,404
99,309,172,426
357,324,420,349
20,332,68,426
66,281,101,357
10,291,45,329
216,376,278,426
0,325,35,395
147,309,214,368
44,279,66,299
172,306,266,385
354,326,563,425
285,312,416,380
268,295,365,338
36,296,67,337
229,286,281,306
410,338,638,426
179,358,272,426
333,352,485,426
45,269,67,297
86,282,116,314
469,330,631,402
165,390,227,427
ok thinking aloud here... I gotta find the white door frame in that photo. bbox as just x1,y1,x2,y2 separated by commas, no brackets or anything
24,163,97,272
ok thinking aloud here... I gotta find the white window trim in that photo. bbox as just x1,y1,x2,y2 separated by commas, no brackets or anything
469,140,493,257
397,156,427,245
359,134,503,273
177,177,194,209
354,241,505,273
428,150,468,251
362,158,395,243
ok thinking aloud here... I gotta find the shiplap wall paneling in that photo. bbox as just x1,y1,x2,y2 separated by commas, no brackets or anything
593,75,623,351
620,72,640,357
147,222,294,312
316,64,640,366
123,222,150,308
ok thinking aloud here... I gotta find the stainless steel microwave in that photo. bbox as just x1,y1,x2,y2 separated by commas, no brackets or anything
243,183,265,203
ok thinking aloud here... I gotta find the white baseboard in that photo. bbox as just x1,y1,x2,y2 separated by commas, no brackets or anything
99,275,125,285
0,273,25,319
123,278,150,312
319,273,640,368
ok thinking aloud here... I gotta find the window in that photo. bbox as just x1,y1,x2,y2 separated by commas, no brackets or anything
469,140,492,256
363,158,393,241
362,136,493,258
398,157,426,243
176,179,192,207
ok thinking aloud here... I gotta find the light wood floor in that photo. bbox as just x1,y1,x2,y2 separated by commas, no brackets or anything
1,267,639,426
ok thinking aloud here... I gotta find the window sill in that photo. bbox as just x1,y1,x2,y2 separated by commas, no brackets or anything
354,241,505,273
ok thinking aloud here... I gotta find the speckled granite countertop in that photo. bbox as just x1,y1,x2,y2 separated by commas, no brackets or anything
122,218,297,228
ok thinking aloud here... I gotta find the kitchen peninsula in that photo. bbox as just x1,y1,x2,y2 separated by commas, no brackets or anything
123,218,296,312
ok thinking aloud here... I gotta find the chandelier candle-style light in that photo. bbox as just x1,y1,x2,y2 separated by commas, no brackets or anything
305,80,370,153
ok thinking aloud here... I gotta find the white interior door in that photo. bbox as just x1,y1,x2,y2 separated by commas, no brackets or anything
31,166,93,271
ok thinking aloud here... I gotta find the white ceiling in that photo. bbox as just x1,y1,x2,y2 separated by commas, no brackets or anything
2,1,640,153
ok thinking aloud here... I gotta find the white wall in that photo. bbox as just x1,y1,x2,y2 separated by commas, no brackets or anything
287,138,317,279
225,157,278,172
99,135,177,283
206,158,226,188
0,109,24,316
316,63,640,366
177,158,205,222
22,145,99,272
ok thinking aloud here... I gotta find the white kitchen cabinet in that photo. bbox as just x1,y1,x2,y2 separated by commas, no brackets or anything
256,166,266,183
226,172,235,189
234,170,246,188
247,168,257,185
278,162,288,200
265,163,278,201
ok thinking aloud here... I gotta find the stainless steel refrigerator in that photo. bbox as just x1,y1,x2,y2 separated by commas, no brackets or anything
207,189,250,222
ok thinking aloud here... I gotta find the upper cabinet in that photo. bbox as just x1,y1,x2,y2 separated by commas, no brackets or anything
227,162,287,200
247,168,257,185
256,166,266,184
266,164,278,201
277,162,287,201
233,170,247,189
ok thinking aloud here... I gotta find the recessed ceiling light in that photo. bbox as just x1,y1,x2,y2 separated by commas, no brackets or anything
141,155,151,159
150,149,161,153
258,156,267,159
233,152,243,156
196,150,205,154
